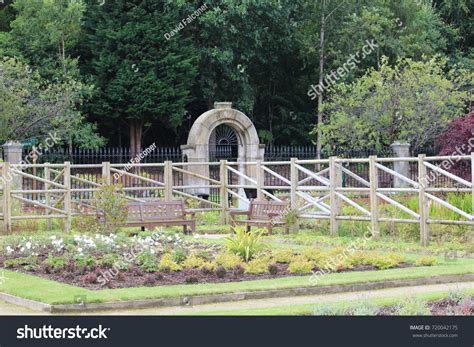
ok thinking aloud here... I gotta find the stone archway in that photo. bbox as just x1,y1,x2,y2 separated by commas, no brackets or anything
181,102,265,195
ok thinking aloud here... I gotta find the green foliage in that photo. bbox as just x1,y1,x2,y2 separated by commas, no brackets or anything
347,299,379,316
319,56,472,152
182,254,207,269
215,253,243,270
158,253,182,272
137,252,159,273
397,297,431,315
415,256,438,266
82,0,197,149
313,303,345,316
97,253,119,269
271,249,295,264
93,184,128,233
4,256,37,269
244,256,271,274
75,254,97,270
44,254,67,271
171,248,188,264
226,226,266,262
288,255,314,274
447,289,469,304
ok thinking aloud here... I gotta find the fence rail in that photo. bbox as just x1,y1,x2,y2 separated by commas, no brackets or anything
0,153,473,246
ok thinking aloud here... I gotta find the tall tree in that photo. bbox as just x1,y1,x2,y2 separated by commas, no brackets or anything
82,0,197,154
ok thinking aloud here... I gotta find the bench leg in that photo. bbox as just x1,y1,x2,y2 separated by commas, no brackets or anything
141,226,145,232
268,224,273,235
191,221,196,234
246,225,251,232
183,225,187,234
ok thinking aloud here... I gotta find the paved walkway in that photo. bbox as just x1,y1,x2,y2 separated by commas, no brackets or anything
0,282,472,315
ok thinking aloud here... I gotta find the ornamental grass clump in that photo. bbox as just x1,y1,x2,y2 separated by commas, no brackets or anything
226,226,266,262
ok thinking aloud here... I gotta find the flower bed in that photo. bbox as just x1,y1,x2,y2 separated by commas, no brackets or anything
0,229,436,290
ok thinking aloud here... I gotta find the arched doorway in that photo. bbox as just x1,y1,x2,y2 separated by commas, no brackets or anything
181,102,265,195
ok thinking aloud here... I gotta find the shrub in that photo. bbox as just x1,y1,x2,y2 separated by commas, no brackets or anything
182,254,206,269
215,265,227,278
159,253,181,272
44,254,67,271
288,256,314,274
196,250,213,261
97,254,119,269
347,299,379,316
397,297,431,315
93,184,128,233
313,303,345,316
83,272,98,284
415,256,437,266
4,256,37,269
369,254,403,269
244,257,271,274
301,248,326,263
447,289,469,304
75,255,97,270
200,266,213,275
172,248,188,263
268,263,279,275
226,226,265,261
215,253,243,270
233,264,245,275
272,249,294,263
184,270,199,284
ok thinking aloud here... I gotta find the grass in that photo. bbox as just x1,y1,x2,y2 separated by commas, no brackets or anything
190,288,474,316
267,229,473,255
0,258,473,305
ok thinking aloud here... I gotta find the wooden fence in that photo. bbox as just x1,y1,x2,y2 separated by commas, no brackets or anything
0,154,473,246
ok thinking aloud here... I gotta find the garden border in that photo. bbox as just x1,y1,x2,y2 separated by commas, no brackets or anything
1,273,473,313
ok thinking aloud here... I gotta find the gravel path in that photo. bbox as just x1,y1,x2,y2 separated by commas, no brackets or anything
0,282,472,315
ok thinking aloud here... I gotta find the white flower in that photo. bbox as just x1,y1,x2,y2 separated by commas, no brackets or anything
6,246,13,254
194,234,200,239
77,247,83,253
25,242,32,249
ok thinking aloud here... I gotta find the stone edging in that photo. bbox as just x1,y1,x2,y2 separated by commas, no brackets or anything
1,273,473,313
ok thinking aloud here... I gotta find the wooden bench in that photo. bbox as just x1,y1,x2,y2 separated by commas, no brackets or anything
230,199,289,234
99,200,196,234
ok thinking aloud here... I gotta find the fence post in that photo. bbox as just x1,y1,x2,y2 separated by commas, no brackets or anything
102,161,111,185
64,161,72,232
369,155,379,238
418,155,429,246
329,156,342,235
256,160,263,200
290,158,297,207
220,160,229,224
164,161,173,200
2,162,12,234
44,163,52,230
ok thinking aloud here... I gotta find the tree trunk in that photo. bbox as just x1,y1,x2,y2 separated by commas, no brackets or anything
316,0,326,161
129,119,143,158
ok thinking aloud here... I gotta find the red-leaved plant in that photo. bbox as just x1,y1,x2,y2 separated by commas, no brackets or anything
436,109,474,180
